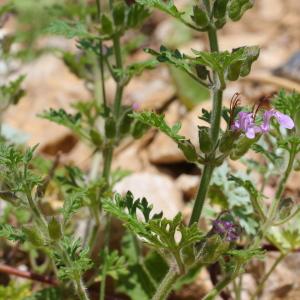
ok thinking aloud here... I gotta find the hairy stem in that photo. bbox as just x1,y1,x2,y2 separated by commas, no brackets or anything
203,275,235,300
26,189,90,300
189,165,214,225
57,244,90,300
100,216,112,300
189,25,223,225
152,266,180,300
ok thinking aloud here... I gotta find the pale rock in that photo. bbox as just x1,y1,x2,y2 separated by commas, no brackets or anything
3,54,90,151
286,170,300,191
113,132,157,172
106,66,175,110
260,253,298,300
114,172,184,219
174,268,213,300
175,174,199,199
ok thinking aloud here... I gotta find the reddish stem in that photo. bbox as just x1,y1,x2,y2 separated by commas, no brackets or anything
0,264,59,286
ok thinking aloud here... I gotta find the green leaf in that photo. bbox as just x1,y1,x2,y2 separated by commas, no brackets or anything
0,282,31,300
98,250,128,281
62,192,85,224
103,192,203,263
169,66,209,109
213,0,230,19
24,287,62,300
209,163,259,235
251,143,280,165
0,75,26,107
137,0,185,21
125,3,150,29
55,237,93,281
191,6,209,28
113,4,126,27
0,224,25,243
115,59,158,85
273,90,300,121
145,47,197,84
192,46,260,87
46,20,90,39
101,14,114,35
132,111,199,162
228,248,265,261
39,108,85,139
228,0,254,21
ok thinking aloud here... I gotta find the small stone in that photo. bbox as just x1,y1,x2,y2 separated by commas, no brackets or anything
3,54,90,152
175,174,199,199
114,172,184,219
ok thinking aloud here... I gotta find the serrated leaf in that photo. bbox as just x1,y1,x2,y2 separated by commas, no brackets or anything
132,111,199,162
24,287,62,300
0,224,25,242
273,90,300,121
46,20,90,39
62,192,85,224
137,0,184,20
126,3,150,29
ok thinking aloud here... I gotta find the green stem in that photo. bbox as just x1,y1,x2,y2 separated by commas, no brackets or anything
102,146,113,180
189,26,223,225
251,253,285,300
100,216,111,300
189,165,214,225
151,266,180,300
58,244,90,300
112,33,124,118
203,274,237,300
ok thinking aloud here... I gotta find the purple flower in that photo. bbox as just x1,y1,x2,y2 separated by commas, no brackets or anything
132,102,140,111
261,109,294,133
231,112,261,139
232,109,294,139
212,219,240,242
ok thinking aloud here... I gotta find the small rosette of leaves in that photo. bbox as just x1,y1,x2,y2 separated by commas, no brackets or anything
0,144,42,199
132,111,200,162
53,237,93,281
192,46,260,88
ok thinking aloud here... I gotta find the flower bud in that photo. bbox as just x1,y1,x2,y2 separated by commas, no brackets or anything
294,159,300,171
105,116,117,139
278,198,294,220
230,134,259,160
89,129,103,147
23,226,44,247
48,218,62,241
119,112,133,135
131,120,149,139
191,6,210,28
219,130,239,154
178,140,198,162
196,235,229,264
198,126,213,154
